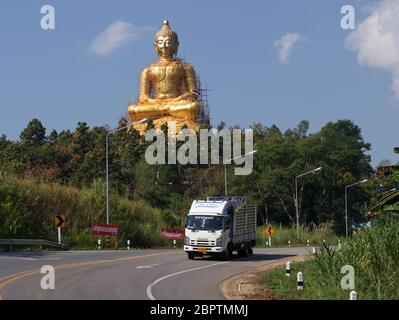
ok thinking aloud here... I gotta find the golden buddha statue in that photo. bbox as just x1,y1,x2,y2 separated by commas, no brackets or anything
128,20,203,133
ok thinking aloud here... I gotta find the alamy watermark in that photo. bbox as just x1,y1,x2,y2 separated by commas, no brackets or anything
40,265,55,290
144,121,254,176
38,5,356,34
340,5,355,30
40,5,55,30
340,264,355,290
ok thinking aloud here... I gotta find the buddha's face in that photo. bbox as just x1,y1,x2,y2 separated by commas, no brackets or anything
155,36,178,59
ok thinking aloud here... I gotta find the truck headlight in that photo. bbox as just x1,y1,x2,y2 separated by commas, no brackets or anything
216,237,222,246
184,236,190,245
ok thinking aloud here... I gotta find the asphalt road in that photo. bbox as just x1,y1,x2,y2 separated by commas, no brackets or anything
0,247,309,300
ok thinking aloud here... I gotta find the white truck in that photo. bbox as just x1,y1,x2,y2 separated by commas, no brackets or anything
183,196,257,260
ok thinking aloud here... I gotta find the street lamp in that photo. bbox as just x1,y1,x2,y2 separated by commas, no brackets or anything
295,167,322,240
223,150,257,196
345,179,368,238
377,188,396,200
105,118,149,224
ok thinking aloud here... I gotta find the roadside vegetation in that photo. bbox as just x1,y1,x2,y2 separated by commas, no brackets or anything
262,216,399,300
0,174,168,249
256,223,340,247
1,117,398,248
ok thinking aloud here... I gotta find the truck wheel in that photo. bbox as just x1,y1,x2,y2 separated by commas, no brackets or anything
222,245,233,260
248,245,253,255
187,252,195,260
238,244,249,257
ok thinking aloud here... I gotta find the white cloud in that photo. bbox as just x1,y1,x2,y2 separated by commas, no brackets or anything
274,33,305,64
345,0,399,102
89,20,153,57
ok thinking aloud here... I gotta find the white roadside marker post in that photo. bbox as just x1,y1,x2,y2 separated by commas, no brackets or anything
173,239,176,249
127,239,130,250
307,240,310,247
297,272,304,290
57,227,61,244
97,239,101,250
350,290,357,300
338,239,341,249
269,237,272,247
286,262,291,277
312,247,316,254
288,240,291,247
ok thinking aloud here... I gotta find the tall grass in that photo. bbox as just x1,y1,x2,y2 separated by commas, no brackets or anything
256,223,340,247
262,216,399,299
0,175,169,249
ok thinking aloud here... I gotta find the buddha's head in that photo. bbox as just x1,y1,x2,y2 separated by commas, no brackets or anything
155,20,179,59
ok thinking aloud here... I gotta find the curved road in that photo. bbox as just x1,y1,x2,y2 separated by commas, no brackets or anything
0,247,308,300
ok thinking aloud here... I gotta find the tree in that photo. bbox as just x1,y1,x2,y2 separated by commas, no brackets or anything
48,129,58,143
294,120,310,138
0,134,10,150
232,119,372,234
20,118,46,146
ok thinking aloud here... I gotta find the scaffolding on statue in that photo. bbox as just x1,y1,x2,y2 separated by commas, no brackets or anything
196,74,211,127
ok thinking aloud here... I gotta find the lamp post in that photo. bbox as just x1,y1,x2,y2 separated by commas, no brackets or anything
295,167,322,240
377,188,396,201
224,150,257,196
105,118,149,224
345,179,368,238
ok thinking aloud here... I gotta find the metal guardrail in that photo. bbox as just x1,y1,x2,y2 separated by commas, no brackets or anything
0,239,69,251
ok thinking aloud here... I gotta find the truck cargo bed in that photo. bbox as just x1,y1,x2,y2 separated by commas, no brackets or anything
232,203,257,244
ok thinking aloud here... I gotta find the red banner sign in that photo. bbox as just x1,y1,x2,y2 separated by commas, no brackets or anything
92,223,119,236
160,228,184,239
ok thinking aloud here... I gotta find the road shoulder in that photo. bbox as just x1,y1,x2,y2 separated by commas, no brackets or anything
220,254,308,300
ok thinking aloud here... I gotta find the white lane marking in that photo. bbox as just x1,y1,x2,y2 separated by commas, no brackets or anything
268,251,290,254
136,263,162,269
20,257,63,261
146,261,230,300
9,257,63,261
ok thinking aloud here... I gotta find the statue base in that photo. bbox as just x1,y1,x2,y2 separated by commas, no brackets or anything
132,116,200,135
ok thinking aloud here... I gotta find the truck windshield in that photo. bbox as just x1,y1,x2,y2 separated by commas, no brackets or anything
186,216,223,231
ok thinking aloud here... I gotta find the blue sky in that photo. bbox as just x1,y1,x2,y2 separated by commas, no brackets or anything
0,0,398,167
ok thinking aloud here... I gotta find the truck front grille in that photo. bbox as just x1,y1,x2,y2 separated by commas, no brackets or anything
190,240,216,246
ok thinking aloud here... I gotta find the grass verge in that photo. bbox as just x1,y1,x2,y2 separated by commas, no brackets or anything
262,216,399,300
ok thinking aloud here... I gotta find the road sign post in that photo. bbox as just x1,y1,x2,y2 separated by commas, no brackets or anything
57,227,61,244
54,214,65,245
263,225,275,247
264,225,275,237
